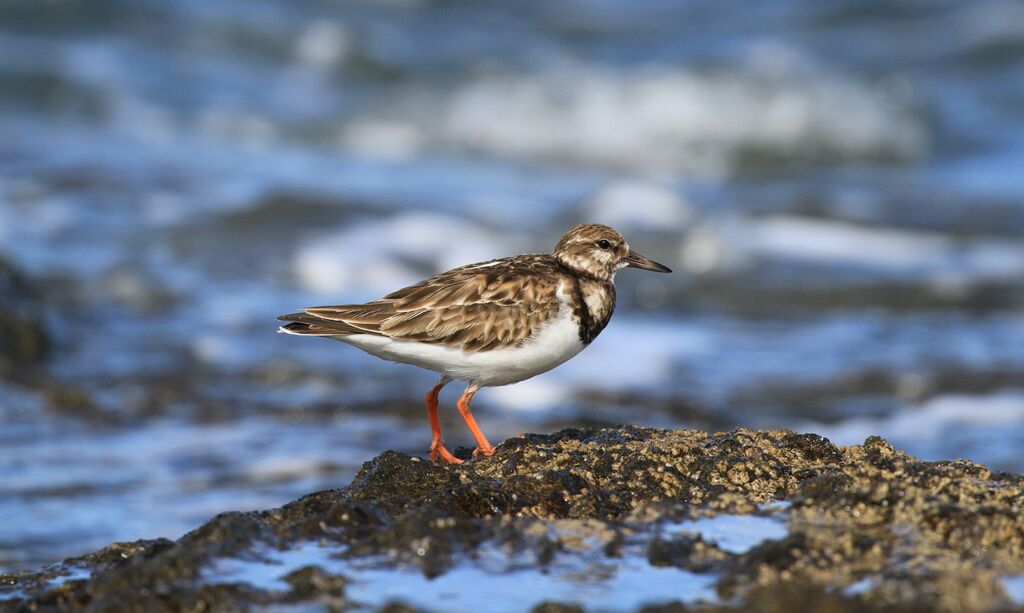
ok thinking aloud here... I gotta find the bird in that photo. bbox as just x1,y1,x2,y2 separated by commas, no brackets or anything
277,223,671,464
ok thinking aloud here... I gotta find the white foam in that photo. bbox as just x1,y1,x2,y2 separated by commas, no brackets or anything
582,180,694,231
293,20,352,69
810,392,1024,448
486,378,571,412
663,514,789,554
680,218,751,274
746,216,950,270
959,2,1024,47
245,456,329,483
680,214,1024,281
844,577,875,596
206,540,718,610
292,213,511,296
344,555,714,611
342,119,425,160
397,56,926,176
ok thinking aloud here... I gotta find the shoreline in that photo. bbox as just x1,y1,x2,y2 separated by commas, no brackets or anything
3,426,1023,612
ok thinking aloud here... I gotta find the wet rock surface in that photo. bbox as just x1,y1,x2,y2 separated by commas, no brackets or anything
3,427,1024,612
0,257,49,380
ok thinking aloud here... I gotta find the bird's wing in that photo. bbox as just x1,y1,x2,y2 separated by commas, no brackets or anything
279,256,565,352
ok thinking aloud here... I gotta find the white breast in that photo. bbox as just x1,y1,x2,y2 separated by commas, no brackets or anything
334,304,585,387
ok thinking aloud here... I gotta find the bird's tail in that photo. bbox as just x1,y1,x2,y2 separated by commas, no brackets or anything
276,312,372,336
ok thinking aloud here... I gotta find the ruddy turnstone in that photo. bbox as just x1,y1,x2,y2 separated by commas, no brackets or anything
277,223,671,464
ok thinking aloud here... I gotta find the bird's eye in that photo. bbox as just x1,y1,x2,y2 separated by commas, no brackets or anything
596,239,612,249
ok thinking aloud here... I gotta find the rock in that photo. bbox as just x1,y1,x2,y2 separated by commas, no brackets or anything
0,256,49,378
2,427,1023,612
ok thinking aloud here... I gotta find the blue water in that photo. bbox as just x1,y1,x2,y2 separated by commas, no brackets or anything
204,540,719,612
1,0,1023,572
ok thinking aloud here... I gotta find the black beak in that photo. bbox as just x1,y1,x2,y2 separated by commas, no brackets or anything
625,249,672,273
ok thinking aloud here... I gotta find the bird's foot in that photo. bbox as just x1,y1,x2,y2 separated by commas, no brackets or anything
429,439,463,464
472,445,496,458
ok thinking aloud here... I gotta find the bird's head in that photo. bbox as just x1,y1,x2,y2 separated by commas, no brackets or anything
553,224,672,281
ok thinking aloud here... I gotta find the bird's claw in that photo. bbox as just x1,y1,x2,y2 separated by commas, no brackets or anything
472,445,496,458
429,439,463,464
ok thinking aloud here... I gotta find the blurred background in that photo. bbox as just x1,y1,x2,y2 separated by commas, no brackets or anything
1,0,1023,572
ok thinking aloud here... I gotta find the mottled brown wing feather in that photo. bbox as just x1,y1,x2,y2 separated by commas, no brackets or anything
293,255,564,352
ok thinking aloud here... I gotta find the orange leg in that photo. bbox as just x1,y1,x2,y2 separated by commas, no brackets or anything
424,377,462,464
456,385,495,457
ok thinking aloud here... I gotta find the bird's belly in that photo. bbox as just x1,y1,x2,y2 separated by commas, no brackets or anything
336,307,585,386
